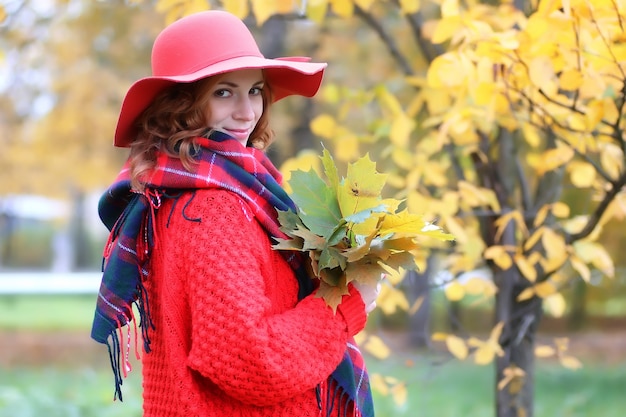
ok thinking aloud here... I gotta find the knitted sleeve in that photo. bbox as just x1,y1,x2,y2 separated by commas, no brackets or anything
165,189,367,406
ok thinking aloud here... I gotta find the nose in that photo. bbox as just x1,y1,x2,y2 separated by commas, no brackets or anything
234,97,255,121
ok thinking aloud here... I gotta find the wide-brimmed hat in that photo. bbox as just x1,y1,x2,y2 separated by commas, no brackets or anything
114,10,327,147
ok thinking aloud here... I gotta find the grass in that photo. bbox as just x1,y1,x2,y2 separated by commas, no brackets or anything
1,359,625,417
1,295,625,416
0,294,97,330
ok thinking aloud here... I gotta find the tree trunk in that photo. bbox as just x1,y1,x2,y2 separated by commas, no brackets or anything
406,258,433,347
69,189,91,270
494,223,542,417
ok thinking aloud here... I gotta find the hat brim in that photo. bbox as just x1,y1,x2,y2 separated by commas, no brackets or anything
114,56,327,147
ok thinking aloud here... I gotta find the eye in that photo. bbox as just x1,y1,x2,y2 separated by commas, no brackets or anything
250,86,263,96
213,89,232,98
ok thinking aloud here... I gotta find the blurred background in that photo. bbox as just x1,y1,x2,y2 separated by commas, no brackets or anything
1,1,625,416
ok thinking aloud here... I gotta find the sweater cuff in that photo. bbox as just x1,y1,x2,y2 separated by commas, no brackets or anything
336,284,367,336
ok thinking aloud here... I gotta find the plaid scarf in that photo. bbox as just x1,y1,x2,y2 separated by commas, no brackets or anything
91,131,373,416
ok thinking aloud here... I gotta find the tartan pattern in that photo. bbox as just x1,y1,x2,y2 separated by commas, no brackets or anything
91,131,373,416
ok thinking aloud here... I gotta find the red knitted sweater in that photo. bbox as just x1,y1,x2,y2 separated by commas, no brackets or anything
141,189,367,416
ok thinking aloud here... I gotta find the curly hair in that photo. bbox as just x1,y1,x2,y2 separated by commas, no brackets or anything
128,73,274,191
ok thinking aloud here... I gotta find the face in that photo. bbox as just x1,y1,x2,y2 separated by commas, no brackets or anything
204,69,265,146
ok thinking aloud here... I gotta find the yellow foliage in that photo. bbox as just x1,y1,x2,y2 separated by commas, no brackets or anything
390,382,408,407
498,365,525,391
364,335,391,360
559,355,583,370
568,161,596,187
223,0,249,19
444,281,465,302
544,293,566,317
484,245,513,270
310,114,337,139
330,0,354,18
514,254,537,282
377,285,410,315
398,0,421,14
534,345,556,358
446,335,469,360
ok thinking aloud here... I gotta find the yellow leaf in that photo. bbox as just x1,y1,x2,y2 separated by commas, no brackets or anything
0,5,6,24
441,0,460,17
515,254,537,282
551,202,570,218
600,143,623,181
568,161,596,187
570,255,591,282
310,114,337,139
517,287,535,302
369,373,389,395
528,56,556,94
334,130,360,162
534,281,557,298
521,123,542,148
330,0,354,17
390,113,416,147
560,355,583,370
559,69,583,91
377,285,410,314
535,345,556,357
409,295,424,315
533,146,575,175
534,205,549,227
365,335,391,360
524,227,545,251
484,245,513,270
355,0,377,10
498,365,525,390
446,335,468,360
542,229,567,263
474,345,495,365
432,332,449,342
398,0,421,14
431,16,463,44
225,0,250,19
543,293,566,317
337,153,388,217
391,382,408,406
445,281,465,302
376,86,403,116
305,0,329,23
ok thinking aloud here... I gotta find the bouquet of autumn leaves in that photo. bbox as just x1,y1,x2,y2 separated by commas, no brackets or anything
274,149,454,311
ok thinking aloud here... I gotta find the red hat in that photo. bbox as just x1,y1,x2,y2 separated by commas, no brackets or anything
114,10,327,147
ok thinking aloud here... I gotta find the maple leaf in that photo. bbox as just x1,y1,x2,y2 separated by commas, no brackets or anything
287,169,341,238
316,276,350,313
275,150,455,311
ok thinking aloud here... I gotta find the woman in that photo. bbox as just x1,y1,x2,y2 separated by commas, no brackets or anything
91,10,377,417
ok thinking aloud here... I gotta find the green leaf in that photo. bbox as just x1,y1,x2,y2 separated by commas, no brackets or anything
276,209,304,236
290,225,328,251
287,169,342,237
345,256,386,286
383,251,418,272
316,274,349,313
318,245,346,272
272,236,304,251
344,203,389,224
321,147,340,191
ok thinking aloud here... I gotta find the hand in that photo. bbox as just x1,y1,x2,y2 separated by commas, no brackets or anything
352,280,382,314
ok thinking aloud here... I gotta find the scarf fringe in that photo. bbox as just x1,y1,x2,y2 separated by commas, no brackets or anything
317,378,359,417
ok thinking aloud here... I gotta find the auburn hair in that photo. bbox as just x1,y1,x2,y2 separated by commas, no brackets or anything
128,73,274,191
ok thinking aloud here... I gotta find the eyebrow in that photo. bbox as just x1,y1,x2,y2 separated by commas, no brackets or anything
216,80,265,87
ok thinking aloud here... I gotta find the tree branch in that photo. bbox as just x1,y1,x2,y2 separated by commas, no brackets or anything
353,4,415,76
566,171,626,243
